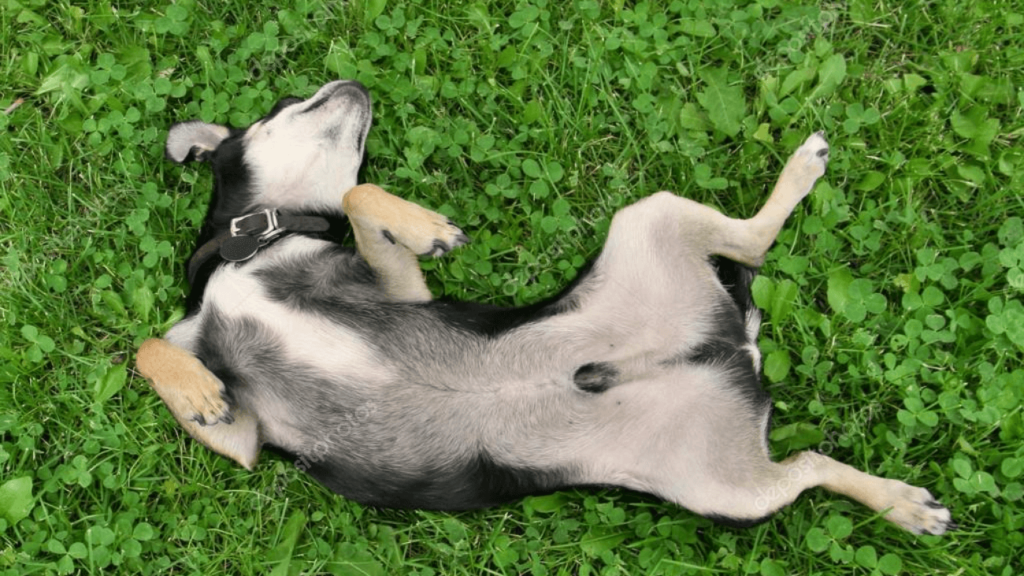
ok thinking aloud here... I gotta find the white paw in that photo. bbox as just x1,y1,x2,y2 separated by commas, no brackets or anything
775,131,829,203
881,481,954,535
792,131,829,178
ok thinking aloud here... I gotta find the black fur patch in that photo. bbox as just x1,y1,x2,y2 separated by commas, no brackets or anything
254,242,379,306
303,450,573,510
573,362,618,393
459,451,572,508
299,95,329,115
660,302,751,371
685,333,746,366
684,258,760,370
712,255,758,325
430,260,596,338
254,255,595,342
661,257,759,371
705,257,773,443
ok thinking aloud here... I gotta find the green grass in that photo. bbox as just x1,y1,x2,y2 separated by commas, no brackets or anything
2,0,1023,573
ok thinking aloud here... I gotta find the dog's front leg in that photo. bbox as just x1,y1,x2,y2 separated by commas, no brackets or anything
137,338,260,469
342,184,469,302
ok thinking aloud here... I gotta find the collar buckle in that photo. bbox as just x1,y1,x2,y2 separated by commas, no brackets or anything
219,209,284,264
188,210,331,286
230,209,282,243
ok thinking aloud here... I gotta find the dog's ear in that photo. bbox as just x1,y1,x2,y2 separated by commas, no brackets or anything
166,120,231,163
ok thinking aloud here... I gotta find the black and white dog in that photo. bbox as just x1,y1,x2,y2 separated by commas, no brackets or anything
138,80,952,534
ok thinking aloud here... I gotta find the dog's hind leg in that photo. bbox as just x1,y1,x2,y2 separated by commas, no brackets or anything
705,132,829,266
137,338,260,469
803,453,955,535
342,184,469,302
691,450,954,535
643,130,827,266
591,132,828,292
586,381,951,535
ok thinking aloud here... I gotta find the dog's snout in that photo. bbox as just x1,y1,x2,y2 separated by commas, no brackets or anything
335,80,369,98
322,79,369,100
301,80,370,114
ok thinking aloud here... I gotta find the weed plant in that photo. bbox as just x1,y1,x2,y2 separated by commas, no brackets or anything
1,0,1022,574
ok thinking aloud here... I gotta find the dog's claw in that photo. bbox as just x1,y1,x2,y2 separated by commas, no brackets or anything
423,230,470,256
413,219,469,258
422,240,450,257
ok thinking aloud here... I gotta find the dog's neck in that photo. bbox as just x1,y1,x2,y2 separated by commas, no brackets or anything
186,209,331,286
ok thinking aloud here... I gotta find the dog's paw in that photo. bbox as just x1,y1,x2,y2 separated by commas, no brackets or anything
791,131,829,177
343,184,470,257
775,131,829,204
137,338,234,426
385,208,470,258
880,480,954,535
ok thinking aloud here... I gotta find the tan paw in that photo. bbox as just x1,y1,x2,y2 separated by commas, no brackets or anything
343,183,470,257
383,208,470,257
137,338,233,426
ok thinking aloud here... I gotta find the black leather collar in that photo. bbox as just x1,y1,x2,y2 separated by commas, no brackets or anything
187,209,329,285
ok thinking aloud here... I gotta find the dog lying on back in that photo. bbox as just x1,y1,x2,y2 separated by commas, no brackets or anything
138,80,953,534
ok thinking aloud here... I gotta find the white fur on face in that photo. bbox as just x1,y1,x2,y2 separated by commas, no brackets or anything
242,81,371,213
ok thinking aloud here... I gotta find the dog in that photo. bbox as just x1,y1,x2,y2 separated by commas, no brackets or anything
137,79,953,535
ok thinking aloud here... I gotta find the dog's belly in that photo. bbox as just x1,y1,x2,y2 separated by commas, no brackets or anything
169,236,769,509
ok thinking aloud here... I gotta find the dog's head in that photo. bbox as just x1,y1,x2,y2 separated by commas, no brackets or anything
166,80,371,225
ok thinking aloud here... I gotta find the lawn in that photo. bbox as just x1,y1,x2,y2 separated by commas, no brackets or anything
1,0,1022,574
